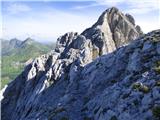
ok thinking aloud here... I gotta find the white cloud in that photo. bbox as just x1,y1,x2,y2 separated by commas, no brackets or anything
124,0,159,14
6,3,31,14
2,0,89,1
96,0,125,6
2,1,159,42
72,0,126,10
2,8,97,42
71,0,160,33
72,3,98,10
73,0,159,14
0,2,3,38
72,0,127,9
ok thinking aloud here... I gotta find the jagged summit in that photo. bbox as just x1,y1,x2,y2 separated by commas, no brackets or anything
93,7,119,26
24,37,35,43
93,7,138,29
82,7,143,56
2,7,160,120
21,37,35,47
54,7,143,62
9,38,22,48
7,37,35,47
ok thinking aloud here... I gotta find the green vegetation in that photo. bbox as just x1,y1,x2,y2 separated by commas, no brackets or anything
154,66,160,73
1,39,55,89
152,106,160,118
153,61,160,74
132,82,150,93
140,85,150,93
132,82,141,89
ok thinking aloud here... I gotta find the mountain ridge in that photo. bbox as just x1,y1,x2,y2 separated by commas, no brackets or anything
81,7,142,57
1,38,55,88
1,7,160,120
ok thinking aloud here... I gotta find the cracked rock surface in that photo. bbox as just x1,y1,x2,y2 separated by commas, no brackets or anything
2,7,160,120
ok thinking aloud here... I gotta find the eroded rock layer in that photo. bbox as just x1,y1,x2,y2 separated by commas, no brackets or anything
2,7,160,120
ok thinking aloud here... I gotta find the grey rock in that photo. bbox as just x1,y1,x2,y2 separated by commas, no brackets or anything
127,49,142,72
156,42,160,54
142,41,154,51
152,87,160,99
82,7,143,57
1,7,160,120
125,13,135,26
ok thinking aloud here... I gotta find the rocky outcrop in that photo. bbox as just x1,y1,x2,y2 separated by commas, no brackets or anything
53,7,142,63
2,7,160,120
82,7,143,57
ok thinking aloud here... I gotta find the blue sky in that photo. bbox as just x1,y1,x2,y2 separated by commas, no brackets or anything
1,0,160,42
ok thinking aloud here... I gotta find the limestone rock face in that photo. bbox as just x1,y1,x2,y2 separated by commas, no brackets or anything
82,7,143,57
2,7,160,120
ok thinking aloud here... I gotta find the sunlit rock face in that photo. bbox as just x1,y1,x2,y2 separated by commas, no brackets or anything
82,7,143,56
2,7,160,120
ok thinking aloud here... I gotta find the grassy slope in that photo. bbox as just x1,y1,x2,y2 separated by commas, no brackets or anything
1,42,54,88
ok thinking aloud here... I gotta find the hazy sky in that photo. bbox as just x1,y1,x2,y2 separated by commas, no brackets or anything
1,0,160,42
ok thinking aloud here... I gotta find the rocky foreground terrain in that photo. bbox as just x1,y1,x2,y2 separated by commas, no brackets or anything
1,7,160,120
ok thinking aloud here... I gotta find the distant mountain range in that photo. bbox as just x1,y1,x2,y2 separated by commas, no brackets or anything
1,7,160,120
1,38,55,88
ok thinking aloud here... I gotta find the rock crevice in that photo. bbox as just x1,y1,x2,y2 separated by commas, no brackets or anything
2,7,160,120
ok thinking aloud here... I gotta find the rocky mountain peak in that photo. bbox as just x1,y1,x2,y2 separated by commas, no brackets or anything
23,37,35,44
94,6,119,26
18,37,36,48
54,7,143,61
55,32,78,53
82,7,143,58
2,7,159,120
9,38,22,48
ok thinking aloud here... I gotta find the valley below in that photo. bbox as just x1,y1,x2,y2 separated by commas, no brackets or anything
1,38,55,88
1,7,160,120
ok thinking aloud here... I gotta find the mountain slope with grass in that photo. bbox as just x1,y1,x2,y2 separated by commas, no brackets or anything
1,38,55,88
1,7,160,120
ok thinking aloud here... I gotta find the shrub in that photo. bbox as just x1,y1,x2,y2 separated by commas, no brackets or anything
132,82,150,93
154,66,160,74
156,61,160,65
132,82,141,90
153,61,160,74
139,85,150,93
